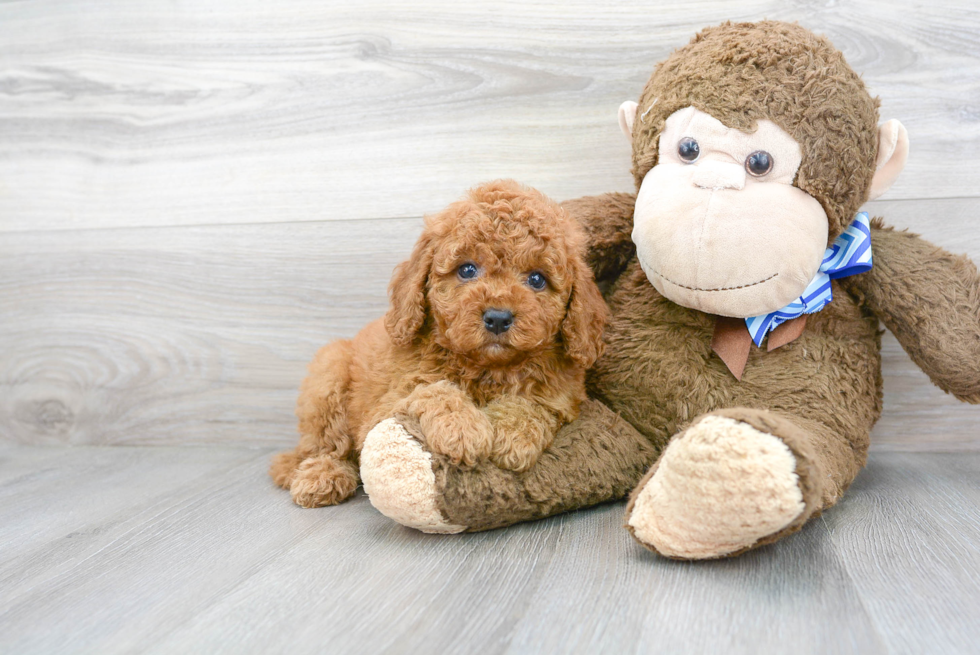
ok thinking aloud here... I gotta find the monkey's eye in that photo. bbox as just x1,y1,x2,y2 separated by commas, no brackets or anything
457,263,479,280
677,137,700,163
526,271,547,291
745,151,773,177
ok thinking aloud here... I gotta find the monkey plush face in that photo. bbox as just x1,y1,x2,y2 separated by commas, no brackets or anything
619,21,909,319
631,106,828,317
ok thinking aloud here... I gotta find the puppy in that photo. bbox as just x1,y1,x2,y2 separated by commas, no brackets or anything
270,180,607,508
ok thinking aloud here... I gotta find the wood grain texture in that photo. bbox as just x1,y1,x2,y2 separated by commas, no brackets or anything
0,217,420,446
2,197,978,448
0,446,264,596
1,446,977,654
1,0,979,232
2,3,979,653
824,453,980,655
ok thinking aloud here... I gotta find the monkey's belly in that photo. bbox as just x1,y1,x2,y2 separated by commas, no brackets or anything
587,260,883,450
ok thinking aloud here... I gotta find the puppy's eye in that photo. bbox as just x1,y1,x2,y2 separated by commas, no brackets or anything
457,263,478,280
678,137,700,163
526,271,547,291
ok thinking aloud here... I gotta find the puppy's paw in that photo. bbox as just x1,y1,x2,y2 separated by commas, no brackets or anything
269,450,304,489
288,455,359,508
485,398,556,472
396,381,493,467
424,410,494,467
489,424,548,472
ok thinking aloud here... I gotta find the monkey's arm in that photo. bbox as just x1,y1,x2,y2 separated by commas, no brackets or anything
561,192,637,282
418,399,659,531
844,220,980,403
359,399,659,533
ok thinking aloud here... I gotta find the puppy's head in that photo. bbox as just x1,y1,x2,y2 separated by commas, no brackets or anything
385,180,607,369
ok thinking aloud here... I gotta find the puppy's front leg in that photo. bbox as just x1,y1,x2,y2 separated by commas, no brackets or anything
484,397,561,472
394,381,494,467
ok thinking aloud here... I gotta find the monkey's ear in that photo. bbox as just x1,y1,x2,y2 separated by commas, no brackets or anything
619,101,639,138
868,119,909,201
384,231,434,347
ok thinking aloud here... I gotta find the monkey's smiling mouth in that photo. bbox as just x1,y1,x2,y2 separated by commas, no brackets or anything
652,269,779,292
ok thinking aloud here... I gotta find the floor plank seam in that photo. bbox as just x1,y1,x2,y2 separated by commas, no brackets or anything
0,214,428,239
820,514,893,655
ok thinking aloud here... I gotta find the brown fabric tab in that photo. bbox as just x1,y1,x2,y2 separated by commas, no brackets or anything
767,316,808,352
711,316,753,380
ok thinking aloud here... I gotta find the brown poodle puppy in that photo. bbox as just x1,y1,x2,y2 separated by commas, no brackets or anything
270,180,608,508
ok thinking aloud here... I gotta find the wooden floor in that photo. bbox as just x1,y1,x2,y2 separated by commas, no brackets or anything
0,445,978,655
2,1,980,653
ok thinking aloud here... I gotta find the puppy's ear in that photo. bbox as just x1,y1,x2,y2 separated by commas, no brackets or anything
561,254,608,369
385,229,435,347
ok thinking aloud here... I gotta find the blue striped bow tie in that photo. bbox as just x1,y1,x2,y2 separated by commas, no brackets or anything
745,212,872,347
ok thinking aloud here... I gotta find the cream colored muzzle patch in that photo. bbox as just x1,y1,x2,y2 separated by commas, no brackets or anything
632,107,830,318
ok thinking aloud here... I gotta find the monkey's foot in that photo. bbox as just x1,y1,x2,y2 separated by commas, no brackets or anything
625,412,813,559
360,418,467,534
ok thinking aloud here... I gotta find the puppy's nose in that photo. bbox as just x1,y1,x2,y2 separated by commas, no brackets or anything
483,309,513,335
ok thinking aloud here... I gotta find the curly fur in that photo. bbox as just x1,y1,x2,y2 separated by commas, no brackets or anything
270,179,607,508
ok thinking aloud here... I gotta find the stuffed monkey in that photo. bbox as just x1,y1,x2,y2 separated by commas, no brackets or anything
358,21,980,559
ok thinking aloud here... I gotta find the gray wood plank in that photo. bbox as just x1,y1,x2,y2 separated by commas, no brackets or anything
2,200,979,448
825,453,980,654
2,447,978,654
865,197,980,258
0,443,75,486
1,1,978,233
0,446,265,600
503,506,886,655
151,503,886,655
0,218,421,447
0,447,319,654
147,503,566,655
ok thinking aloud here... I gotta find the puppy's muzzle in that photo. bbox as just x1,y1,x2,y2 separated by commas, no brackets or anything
483,309,513,335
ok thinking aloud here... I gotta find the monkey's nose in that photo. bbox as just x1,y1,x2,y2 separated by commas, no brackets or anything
483,309,514,335
692,160,745,190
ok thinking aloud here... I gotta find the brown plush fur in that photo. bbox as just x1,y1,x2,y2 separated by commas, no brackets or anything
564,192,637,283
589,257,881,504
630,21,879,240
844,219,980,403
398,22,980,554
270,180,607,507
392,399,659,531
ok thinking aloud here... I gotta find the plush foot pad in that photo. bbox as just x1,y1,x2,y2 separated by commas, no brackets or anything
626,415,805,559
360,418,467,534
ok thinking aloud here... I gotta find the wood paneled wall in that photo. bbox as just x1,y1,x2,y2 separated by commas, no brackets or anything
1,1,978,447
